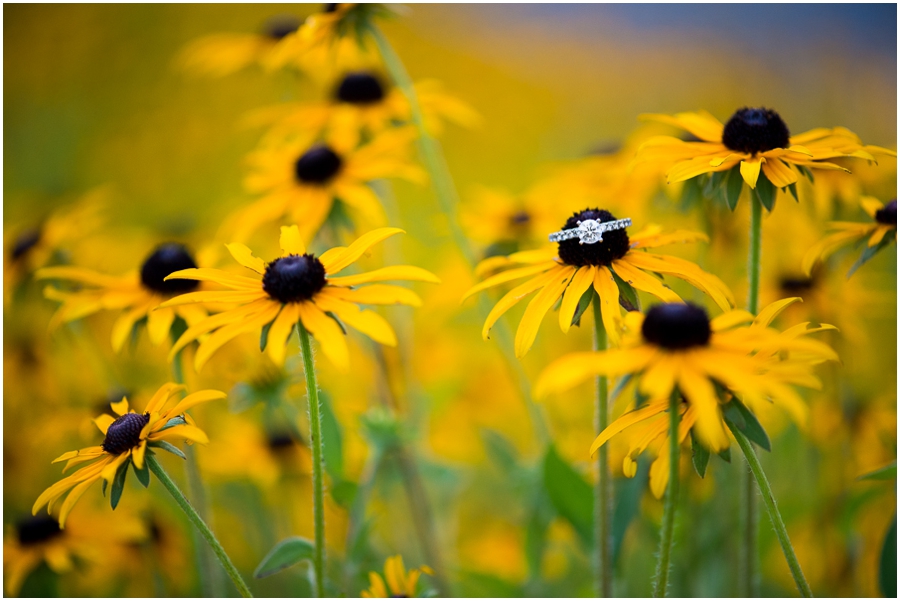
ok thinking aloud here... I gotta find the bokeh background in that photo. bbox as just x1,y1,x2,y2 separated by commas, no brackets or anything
4,3,897,597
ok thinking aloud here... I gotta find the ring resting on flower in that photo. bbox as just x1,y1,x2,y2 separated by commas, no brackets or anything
548,217,632,245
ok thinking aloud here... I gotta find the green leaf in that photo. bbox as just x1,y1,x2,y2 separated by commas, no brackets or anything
330,480,358,509
690,429,711,478
847,230,895,278
481,429,520,473
724,166,744,211
858,462,897,481
787,182,799,202
325,311,348,335
319,393,343,480
717,447,732,463
148,440,187,460
753,173,777,212
228,382,259,413
254,536,316,579
703,169,728,200
880,515,897,598
679,176,703,211
259,320,273,352
608,373,634,404
613,459,648,562
542,445,592,547
570,287,594,328
611,270,640,312
156,415,188,432
133,459,150,488
723,400,771,452
101,479,108,497
110,460,130,510
797,164,814,183
524,492,553,578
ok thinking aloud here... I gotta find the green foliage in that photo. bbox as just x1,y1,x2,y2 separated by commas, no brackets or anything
752,172,777,212
254,536,316,579
612,460,647,562
570,287,594,328
133,458,151,488
723,399,771,452
148,440,187,460
110,460,129,509
858,462,897,481
320,393,344,480
542,445,592,547
879,515,897,598
724,166,744,211
690,429,711,477
847,230,896,278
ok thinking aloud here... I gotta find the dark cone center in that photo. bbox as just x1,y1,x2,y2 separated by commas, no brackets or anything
140,243,200,295
263,15,302,40
779,275,816,296
335,72,386,104
11,228,41,261
556,208,630,267
102,412,150,455
17,516,62,545
262,254,327,303
722,107,790,155
875,199,897,226
294,146,343,185
641,303,712,350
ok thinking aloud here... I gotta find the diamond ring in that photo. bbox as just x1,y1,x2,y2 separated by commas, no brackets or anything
548,217,632,245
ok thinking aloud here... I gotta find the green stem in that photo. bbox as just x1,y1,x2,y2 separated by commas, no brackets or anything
592,293,612,597
367,23,550,447
652,389,681,597
146,455,253,598
297,323,327,597
741,194,763,596
728,425,814,598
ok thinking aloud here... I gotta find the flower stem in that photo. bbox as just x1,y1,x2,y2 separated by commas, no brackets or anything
728,424,814,598
366,22,550,447
297,322,327,597
652,389,681,597
592,293,612,597
146,455,253,598
742,193,764,596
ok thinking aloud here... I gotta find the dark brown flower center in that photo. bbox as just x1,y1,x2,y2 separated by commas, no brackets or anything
722,107,790,155
102,412,150,455
140,244,200,295
335,72,386,104
17,515,62,545
262,254,327,303
11,228,41,261
641,303,711,350
263,15,302,40
294,146,343,185
779,275,816,296
556,208,630,267
875,199,897,226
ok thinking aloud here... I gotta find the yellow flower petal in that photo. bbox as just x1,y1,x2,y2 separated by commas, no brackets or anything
94,414,116,435
164,268,261,290
590,400,669,456
149,424,210,445
315,296,398,347
145,383,187,414
169,298,274,360
132,440,148,470
534,346,657,399
194,302,282,370
482,269,562,340
326,265,440,287
739,157,764,189
322,228,405,275
110,398,129,416
226,243,267,274
611,259,682,304
279,225,306,256
558,266,596,334
622,252,734,311
760,157,798,188
159,290,266,308
676,367,729,452
147,304,176,345
461,263,554,302
514,265,575,357
321,284,422,307
592,265,624,345
297,302,350,370
265,303,300,367
167,389,227,417
754,297,802,328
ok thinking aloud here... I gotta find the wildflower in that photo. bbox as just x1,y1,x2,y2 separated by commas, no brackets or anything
535,299,838,452
161,225,439,370
227,128,425,242
463,208,733,356
285,4,393,53
32,384,224,526
36,243,209,352
459,185,571,250
361,555,433,598
803,197,897,277
633,107,895,196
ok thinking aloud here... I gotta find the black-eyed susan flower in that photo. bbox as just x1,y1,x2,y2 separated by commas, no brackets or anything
160,225,439,371
462,208,733,356
803,197,896,277
227,128,425,243
361,555,433,598
633,107,896,196
281,4,392,54
32,384,224,527
36,243,210,352
535,300,838,452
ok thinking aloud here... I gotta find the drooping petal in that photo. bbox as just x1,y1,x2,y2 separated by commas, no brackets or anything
326,265,440,287
482,269,562,340
622,252,734,311
146,305,176,345
321,228,405,275
677,367,729,451
297,302,350,370
514,265,576,357
159,289,266,308
194,302,282,370
314,296,398,347
611,259,682,304
558,266,596,333
131,440,148,470
320,284,422,307
590,400,669,456
225,243,267,274
739,157,764,189
461,263,554,302
169,298,274,359
110,301,154,353
760,157,798,188
264,302,300,366
534,346,658,399
592,265,624,345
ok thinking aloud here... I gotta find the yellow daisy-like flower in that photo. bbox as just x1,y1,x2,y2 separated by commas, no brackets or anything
227,128,425,243
633,107,896,192
361,555,433,598
535,299,838,453
462,208,734,356
278,4,390,55
160,225,439,371
36,243,209,352
459,185,572,250
803,196,897,277
32,383,225,527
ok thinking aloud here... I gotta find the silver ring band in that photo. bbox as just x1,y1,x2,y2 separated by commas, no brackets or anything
548,217,632,245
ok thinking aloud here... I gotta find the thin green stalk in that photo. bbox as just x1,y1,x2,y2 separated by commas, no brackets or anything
728,424,814,597
592,294,612,597
366,22,550,447
741,194,764,596
652,389,681,597
297,322,327,597
146,455,253,598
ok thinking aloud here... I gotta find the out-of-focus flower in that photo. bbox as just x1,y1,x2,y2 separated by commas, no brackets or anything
536,300,838,452
162,226,439,370
460,185,567,251
36,243,209,352
227,128,425,242
803,197,896,277
634,107,895,193
361,555,433,598
32,384,224,526
463,208,732,355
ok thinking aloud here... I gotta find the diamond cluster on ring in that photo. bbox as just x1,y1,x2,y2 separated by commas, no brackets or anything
548,218,632,245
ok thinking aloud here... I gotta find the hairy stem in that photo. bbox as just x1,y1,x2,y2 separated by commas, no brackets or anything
652,390,681,597
592,294,612,596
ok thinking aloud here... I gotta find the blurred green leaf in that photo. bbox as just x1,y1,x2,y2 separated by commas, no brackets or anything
753,173,776,212
110,460,129,510
613,460,648,563
148,440,186,460
320,393,343,480
612,271,640,312
254,536,316,579
880,515,897,597
259,320,273,352
133,459,150,488
858,462,896,481
331,480,358,509
456,571,522,597
797,164,815,183
717,447,732,463
481,429,520,473
542,445,592,547
723,400,770,452
724,166,743,211
680,175,703,211
691,429,710,478
703,169,728,200
787,182,799,202
847,230,895,278
525,489,553,578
